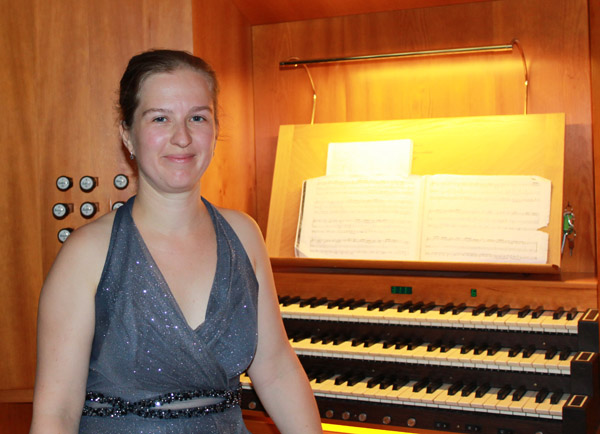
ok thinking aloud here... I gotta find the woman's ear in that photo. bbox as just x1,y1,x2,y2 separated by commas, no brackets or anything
119,122,134,155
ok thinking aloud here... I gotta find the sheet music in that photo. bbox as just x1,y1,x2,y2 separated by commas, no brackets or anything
295,176,423,260
420,175,551,263
326,140,413,177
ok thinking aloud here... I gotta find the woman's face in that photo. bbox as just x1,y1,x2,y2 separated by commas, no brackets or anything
121,67,217,195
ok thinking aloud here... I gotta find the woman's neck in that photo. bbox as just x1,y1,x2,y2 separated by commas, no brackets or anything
131,184,208,237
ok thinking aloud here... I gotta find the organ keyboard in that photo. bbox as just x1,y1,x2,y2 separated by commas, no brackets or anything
241,295,600,434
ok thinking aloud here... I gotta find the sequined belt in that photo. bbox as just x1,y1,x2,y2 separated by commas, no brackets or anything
82,385,242,419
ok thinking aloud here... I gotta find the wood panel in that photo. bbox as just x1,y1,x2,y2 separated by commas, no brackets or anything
252,0,595,276
230,0,490,25
0,0,42,392
591,0,600,317
192,0,256,216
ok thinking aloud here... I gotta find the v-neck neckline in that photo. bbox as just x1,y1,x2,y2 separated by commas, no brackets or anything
126,197,222,333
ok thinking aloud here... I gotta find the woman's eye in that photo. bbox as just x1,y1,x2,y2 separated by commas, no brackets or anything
153,116,167,123
191,115,206,122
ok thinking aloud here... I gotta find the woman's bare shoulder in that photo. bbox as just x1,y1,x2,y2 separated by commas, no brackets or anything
216,207,266,257
47,210,117,286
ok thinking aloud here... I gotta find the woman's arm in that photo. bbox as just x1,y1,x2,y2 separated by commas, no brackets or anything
224,210,322,433
30,220,111,434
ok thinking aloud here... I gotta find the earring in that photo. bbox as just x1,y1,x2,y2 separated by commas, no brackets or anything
130,152,135,160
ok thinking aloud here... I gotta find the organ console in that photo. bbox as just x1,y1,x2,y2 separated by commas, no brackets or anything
242,116,600,434
241,275,600,434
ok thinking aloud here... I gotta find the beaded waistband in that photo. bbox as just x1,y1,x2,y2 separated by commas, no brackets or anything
82,385,242,419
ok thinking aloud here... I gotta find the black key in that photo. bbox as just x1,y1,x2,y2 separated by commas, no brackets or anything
452,303,467,314
349,299,366,310
497,385,512,400
550,390,563,404
440,342,455,353
460,343,475,354
567,307,578,320
427,379,443,393
310,297,328,307
475,383,491,398
291,331,310,342
351,337,364,347
362,337,378,348
367,300,383,311
338,298,355,309
334,373,351,385
332,335,348,346
379,300,395,311
377,375,394,390
545,347,558,360
440,302,454,314
559,348,571,361
409,301,424,313
397,301,413,312
427,341,442,352
522,345,536,358
535,388,549,403
315,371,333,383
448,382,463,396
310,335,322,344
282,296,300,306
517,305,531,318
531,306,544,319
553,306,565,320
412,378,429,393
508,345,522,357
278,295,290,304
487,343,501,356
474,343,488,355
484,304,498,316
367,375,385,389
394,338,410,350
420,302,436,313
299,297,317,307
472,304,486,316
512,386,526,401
497,305,511,317
320,334,335,345
406,338,423,351
392,376,409,390
327,298,344,309
461,382,477,397
347,373,365,387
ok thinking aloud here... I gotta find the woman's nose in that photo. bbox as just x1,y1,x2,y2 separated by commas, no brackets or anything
171,122,192,147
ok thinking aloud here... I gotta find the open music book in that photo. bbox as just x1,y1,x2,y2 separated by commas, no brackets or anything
295,174,551,264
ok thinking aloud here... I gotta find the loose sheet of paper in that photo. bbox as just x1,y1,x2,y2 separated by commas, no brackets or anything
419,175,551,263
326,140,413,177
295,176,423,260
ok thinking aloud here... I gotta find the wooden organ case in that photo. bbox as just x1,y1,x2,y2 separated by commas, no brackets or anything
240,115,600,434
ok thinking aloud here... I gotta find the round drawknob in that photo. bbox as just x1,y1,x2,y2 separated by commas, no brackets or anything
80,202,98,219
57,228,73,243
52,203,70,219
407,417,417,427
382,416,392,425
341,411,350,420
56,176,73,191
358,413,367,422
325,410,334,418
248,401,257,410
112,201,125,210
79,176,97,192
113,174,129,190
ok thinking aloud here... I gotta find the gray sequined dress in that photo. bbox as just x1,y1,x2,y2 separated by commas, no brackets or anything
79,196,258,433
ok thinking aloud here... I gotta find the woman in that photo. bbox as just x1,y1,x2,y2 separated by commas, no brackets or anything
30,49,322,433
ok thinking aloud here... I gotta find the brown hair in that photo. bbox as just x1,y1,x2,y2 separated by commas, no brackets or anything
119,49,219,130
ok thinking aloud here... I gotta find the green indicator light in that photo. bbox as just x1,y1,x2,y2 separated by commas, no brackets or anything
391,286,413,294
470,288,477,297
